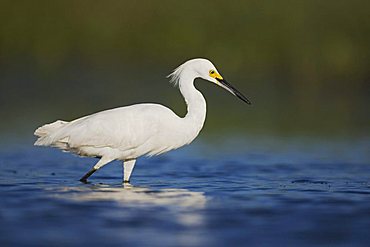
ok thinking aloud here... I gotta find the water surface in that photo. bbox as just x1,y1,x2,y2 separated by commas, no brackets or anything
0,137,369,246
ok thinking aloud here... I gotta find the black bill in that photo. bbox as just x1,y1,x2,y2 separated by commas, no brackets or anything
216,78,251,105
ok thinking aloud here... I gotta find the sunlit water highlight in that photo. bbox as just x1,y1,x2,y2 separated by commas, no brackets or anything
0,137,369,246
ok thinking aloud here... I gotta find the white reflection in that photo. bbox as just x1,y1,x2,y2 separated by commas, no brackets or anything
51,183,207,209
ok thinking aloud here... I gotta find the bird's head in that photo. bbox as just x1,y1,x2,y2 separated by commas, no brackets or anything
169,58,251,104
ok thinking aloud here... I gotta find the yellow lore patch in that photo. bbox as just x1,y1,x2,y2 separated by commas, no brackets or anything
209,70,223,80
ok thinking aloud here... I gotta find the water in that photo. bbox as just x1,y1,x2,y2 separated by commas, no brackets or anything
0,137,369,247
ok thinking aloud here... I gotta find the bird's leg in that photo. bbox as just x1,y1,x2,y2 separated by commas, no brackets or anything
79,157,113,183
123,159,136,183
79,168,96,183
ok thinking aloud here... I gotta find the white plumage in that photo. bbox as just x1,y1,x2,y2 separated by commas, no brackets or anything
34,58,250,183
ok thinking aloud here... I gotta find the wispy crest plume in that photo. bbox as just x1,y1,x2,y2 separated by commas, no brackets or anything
167,63,186,87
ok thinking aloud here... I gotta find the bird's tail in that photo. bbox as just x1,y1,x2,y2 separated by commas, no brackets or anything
34,120,68,146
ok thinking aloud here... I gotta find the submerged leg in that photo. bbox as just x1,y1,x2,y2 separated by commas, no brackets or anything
79,157,114,183
123,159,136,183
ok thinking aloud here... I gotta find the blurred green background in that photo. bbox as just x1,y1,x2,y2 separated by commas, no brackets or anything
0,0,369,140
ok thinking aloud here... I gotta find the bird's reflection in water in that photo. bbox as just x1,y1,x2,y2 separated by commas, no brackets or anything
51,184,207,228
51,183,207,208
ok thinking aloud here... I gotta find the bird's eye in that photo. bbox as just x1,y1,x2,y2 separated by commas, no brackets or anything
210,70,215,74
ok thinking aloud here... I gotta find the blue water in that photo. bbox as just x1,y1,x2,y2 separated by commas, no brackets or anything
0,137,369,247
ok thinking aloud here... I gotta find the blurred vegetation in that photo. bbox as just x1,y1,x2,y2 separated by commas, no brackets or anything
0,0,369,138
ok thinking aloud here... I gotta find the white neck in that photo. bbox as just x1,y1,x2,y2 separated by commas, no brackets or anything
178,70,207,137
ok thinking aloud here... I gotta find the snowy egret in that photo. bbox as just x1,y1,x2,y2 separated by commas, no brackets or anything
34,58,251,183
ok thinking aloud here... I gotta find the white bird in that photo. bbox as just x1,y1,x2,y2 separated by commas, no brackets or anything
34,58,251,183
